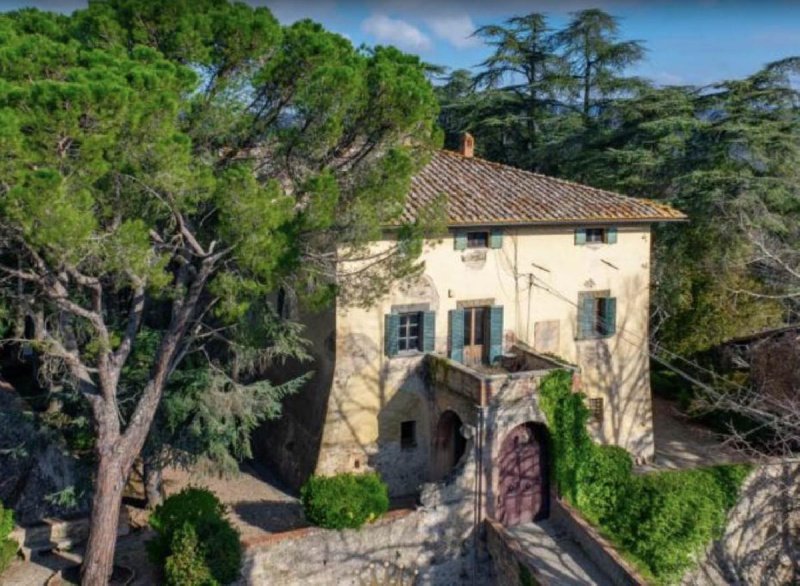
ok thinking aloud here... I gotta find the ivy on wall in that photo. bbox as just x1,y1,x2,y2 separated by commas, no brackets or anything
539,370,751,585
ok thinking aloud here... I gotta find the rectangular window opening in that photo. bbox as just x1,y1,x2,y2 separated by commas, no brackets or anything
466,231,489,248
397,312,421,352
588,398,604,423
579,292,616,339
400,420,417,449
586,228,605,243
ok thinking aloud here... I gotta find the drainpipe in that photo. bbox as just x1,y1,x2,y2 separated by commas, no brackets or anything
472,379,488,586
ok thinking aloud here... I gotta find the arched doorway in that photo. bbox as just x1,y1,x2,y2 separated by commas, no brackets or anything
496,423,549,526
431,410,467,481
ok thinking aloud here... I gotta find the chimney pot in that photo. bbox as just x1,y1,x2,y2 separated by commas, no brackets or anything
459,133,475,158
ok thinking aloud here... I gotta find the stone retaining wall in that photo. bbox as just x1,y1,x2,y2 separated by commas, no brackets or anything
683,461,800,585
242,460,484,586
484,519,548,586
550,499,646,585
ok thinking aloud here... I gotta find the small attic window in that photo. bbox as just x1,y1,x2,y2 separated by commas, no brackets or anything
466,231,489,248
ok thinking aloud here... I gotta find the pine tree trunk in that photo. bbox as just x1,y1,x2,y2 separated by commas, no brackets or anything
144,459,164,509
81,454,126,586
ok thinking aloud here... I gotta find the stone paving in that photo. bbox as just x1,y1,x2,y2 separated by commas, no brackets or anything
641,396,747,472
505,520,612,585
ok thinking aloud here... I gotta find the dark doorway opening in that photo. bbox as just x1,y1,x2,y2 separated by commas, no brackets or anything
431,410,467,481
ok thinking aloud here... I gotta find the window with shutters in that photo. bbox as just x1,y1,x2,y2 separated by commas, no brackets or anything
466,231,489,248
385,309,435,357
398,312,421,352
577,292,617,339
455,228,503,251
575,227,617,245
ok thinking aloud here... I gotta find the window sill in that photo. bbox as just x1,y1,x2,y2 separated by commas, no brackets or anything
575,333,615,342
389,350,425,359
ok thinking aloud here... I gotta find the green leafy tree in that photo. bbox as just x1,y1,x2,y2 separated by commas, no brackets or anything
0,3,438,583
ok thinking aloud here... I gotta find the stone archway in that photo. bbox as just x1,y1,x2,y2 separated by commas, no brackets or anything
431,410,467,482
496,422,549,526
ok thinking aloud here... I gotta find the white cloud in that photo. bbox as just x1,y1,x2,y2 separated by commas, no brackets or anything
651,71,685,86
361,13,433,52
425,14,482,49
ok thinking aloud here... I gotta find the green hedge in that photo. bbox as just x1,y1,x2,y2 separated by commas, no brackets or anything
0,501,17,575
300,472,389,530
539,370,751,585
148,488,242,585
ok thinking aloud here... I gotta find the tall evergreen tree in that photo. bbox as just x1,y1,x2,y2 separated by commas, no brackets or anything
0,3,439,583
470,13,567,169
555,9,646,120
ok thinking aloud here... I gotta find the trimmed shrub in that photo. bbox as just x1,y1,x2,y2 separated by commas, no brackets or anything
164,524,217,586
0,501,17,575
148,488,241,585
301,472,389,530
539,370,752,585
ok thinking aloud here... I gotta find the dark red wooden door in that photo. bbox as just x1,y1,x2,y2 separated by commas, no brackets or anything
497,424,547,526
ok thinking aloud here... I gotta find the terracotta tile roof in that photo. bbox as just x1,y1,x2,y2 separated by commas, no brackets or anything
401,150,686,226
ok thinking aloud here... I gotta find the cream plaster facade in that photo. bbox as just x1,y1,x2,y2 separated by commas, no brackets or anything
254,222,656,499
305,224,655,493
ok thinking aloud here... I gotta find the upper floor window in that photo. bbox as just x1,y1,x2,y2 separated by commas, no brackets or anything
385,309,435,357
575,227,617,245
577,292,617,339
467,231,489,248
398,312,421,352
454,228,503,251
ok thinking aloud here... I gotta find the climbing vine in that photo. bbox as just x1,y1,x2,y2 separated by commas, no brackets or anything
539,370,751,585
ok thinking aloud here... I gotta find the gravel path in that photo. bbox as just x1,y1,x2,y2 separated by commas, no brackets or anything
162,461,306,541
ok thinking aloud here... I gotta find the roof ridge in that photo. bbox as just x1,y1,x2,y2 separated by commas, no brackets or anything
435,148,645,204
402,149,686,226
437,149,668,205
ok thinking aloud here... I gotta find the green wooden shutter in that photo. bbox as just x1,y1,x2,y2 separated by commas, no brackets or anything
577,294,595,340
606,227,618,244
604,297,617,336
490,228,503,249
488,305,504,364
454,231,467,251
422,311,436,353
384,313,399,357
448,309,465,363
574,228,587,245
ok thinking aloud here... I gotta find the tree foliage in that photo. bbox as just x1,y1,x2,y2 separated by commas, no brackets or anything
540,370,751,584
437,9,800,355
0,3,439,582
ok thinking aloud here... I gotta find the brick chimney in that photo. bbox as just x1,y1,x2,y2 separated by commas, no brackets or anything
459,132,475,157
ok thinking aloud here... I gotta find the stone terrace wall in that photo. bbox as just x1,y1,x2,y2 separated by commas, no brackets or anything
550,499,644,585
243,445,486,585
683,462,800,585
485,519,548,586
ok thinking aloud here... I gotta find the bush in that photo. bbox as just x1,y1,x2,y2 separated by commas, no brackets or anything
575,445,633,525
0,501,17,575
300,472,389,530
539,370,751,585
148,488,241,585
164,524,217,586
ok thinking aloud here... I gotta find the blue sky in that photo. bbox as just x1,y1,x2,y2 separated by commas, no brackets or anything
2,0,799,86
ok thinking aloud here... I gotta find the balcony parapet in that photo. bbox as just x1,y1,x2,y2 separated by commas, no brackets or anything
424,344,578,406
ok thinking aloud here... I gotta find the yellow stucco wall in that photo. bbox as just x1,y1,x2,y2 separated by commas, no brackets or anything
318,224,655,481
